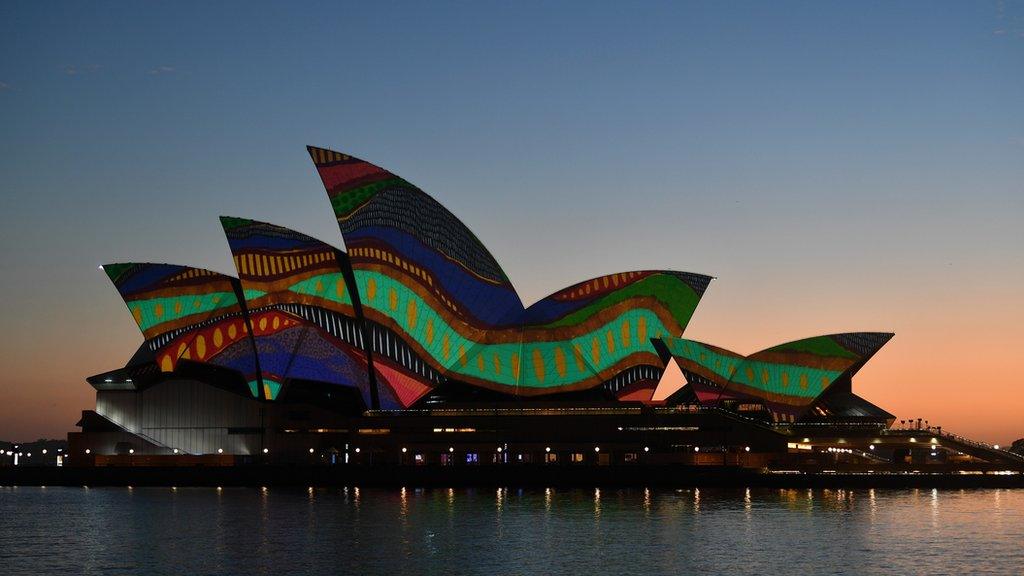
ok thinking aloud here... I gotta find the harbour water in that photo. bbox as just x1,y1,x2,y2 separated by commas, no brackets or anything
1,486,1022,575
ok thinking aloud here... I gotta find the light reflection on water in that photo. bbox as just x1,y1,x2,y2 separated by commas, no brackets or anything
0,486,1022,575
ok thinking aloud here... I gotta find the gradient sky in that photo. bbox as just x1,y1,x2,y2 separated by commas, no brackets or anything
1,2,1021,443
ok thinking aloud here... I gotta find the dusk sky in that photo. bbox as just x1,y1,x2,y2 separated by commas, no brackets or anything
1,2,1021,443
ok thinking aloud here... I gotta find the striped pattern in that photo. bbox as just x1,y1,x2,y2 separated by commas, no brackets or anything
659,333,893,420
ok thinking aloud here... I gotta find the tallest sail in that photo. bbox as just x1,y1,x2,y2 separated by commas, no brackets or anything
308,146,526,403
307,146,523,326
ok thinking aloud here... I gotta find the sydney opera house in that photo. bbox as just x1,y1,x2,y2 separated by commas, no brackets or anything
68,146,1023,472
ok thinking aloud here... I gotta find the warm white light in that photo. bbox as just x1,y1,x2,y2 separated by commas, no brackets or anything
803,438,810,443
643,446,649,452
496,447,502,453
354,447,361,453
545,447,551,453
173,448,179,454
85,449,91,454
994,445,1000,450
309,448,314,454
869,444,875,450
909,438,916,443
262,448,268,454
217,448,224,454
42,449,47,455
594,446,600,453
694,446,700,452
744,446,750,452
128,449,134,454
448,447,454,453
401,447,407,453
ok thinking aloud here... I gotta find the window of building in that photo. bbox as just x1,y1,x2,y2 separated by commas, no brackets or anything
624,452,638,463
414,454,425,465
545,453,558,463
465,452,478,464
571,453,585,463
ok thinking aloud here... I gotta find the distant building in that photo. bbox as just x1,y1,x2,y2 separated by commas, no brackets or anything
68,147,1023,471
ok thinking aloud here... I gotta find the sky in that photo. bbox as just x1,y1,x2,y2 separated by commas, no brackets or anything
0,1,1021,443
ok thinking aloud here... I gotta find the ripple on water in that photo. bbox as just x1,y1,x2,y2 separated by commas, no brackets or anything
0,486,1022,575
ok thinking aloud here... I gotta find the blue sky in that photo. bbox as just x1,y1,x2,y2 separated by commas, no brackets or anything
0,1,1021,441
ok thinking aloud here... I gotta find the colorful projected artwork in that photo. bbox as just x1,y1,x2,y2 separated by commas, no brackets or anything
306,146,521,404
657,333,894,420
220,217,374,404
308,146,712,399
511,270,711,399
99,145,893,418
102,263,260,387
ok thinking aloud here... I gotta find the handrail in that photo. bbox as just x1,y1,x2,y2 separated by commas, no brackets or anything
884,428,1024,463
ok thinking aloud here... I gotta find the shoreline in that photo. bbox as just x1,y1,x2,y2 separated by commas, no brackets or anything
3,465,1022,489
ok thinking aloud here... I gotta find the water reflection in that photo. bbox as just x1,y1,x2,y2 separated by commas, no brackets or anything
1,487,1022,576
